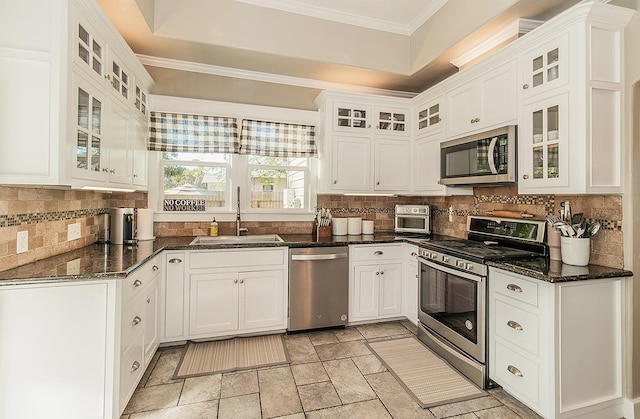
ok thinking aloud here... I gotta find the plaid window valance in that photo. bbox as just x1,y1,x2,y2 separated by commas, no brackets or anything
148,112,239,153
239,119,317,157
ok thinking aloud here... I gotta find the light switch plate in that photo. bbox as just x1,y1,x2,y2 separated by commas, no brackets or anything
16,231,28,254
67,222,81,241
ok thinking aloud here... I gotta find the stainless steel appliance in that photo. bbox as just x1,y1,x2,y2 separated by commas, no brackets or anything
395,205,431,235
440,125,516,186
417,215,547,388
288,246,349,331
96,213,110,244
109,208,136,245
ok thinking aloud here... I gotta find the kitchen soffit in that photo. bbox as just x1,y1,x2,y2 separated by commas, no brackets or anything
98,0,581,110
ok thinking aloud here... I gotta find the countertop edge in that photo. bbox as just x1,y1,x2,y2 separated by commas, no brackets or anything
487,259,633,283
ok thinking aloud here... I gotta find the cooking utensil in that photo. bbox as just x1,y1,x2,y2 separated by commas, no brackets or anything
588,222,601,237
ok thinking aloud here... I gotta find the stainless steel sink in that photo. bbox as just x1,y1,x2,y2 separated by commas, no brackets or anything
189,234,284,245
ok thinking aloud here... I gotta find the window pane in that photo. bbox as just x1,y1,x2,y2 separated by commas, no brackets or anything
250,169,304,209
248,155,307,167
164,165,227,209
163,152,229,163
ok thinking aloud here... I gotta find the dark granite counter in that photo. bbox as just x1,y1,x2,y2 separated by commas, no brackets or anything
487,257,633,283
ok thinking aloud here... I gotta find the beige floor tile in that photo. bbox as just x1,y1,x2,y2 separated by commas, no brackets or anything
284,334,321,364
442,414,477,419
401,320,418,334
298,381,342,412
305,399,391,419
333,327,364,342
429,396,502,419
315,340,372,361
352,354,387,375
220,370,258,398
218,393,261,419
123,382,183,414
488,388,542,419
128,400,219,418
146,348,185,386
365,372,435,419
474,405,523,418
120,415,130,419
291,362,330,385
323,358,376,404
179,374,222,405
356,321,412,340
272,414,306,419
308,330,340,346
258,366,303,418
138,350,162,388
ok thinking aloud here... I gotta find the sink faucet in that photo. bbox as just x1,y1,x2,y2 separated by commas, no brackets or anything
236,186,248,236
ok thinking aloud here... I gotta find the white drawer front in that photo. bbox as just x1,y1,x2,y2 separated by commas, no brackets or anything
351,244,402,262
121,295,144,353
494,342,540,406
123,255,161,303
119,333,144,411
493,271,538,307
190,248,286,269
495,300,539,356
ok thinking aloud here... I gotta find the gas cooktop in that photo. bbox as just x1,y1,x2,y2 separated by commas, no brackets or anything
421,239,541,262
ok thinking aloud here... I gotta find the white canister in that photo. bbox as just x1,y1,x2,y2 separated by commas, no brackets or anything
362,220,374,235
560,237,591,266
332,218,348,236
348,217,362,235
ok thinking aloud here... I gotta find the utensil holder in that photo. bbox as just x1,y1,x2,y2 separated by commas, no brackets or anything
560,237,590,266
314,224,331,238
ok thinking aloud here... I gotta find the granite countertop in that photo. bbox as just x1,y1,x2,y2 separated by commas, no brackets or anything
487,257,633,283
0,233,632,286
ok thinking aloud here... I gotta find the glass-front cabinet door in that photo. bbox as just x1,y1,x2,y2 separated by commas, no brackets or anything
333,103,371,132
72,75,107,181
374,107,408,135
521,33,568,100
519,93,569,192
416,96,443,133
73,10,106,87
109,52,131,104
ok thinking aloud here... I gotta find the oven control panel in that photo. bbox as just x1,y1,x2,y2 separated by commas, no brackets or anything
418,248,487,276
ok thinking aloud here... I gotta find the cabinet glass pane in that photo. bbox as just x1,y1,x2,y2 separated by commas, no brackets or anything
532,55,543,72
419,120,428,129
429,104,439,114
548,48,559,65
337,108,351,117
92,40,102,57
548,65,559,82
379,122,391,130
142,92,146,102
77,131,88,169
379,112,392,121
352,120,366,128
122,72,128,86
429,115,440,125
337,119,350,127
141,103,146,114
122,86,128,99
354,110,366,119
547,105,559,134
394,113,405,122
78,44,89,65
78,89,89,129
548,144,559,178
418,109,428,119
92,57,101,75
532,110,543,143
79,25,89,45
533,72,543,87
393,123,405,131
92,98,102,134
91,137,100,171
533,146,544,179
112,62,120,77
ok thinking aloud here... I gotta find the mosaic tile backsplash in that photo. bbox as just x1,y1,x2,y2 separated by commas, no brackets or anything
0,185,625,272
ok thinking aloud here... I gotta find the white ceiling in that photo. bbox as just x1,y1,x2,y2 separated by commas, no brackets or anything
98,0,584,110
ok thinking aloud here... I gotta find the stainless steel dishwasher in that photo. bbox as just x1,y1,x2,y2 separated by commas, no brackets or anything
288,246,349,331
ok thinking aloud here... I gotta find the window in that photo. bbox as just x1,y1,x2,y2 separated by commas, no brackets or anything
248,156,309,209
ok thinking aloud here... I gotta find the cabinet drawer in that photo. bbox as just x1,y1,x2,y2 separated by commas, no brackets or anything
121,294,144,353
494,342,540,406
119,333,144,410
351,245,402,262
493,271,538,307
190,248,286,270
495,300,539,356
136,254,161,279
123,254,159,303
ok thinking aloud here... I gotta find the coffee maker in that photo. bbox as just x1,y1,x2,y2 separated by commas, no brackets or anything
109,208,136,245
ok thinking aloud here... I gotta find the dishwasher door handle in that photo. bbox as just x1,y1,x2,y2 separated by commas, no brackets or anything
291,253,348,261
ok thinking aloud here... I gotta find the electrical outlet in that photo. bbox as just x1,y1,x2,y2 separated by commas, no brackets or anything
16,231,28,254
67,222,81,241
66,258,81,275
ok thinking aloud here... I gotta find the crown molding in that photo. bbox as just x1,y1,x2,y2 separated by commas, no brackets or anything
137,54,417,99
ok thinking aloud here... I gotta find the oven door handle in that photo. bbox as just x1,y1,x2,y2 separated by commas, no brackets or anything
487,136,499,175
419,258,485,283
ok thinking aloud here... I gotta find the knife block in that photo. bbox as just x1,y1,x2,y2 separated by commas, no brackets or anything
313,222,331,238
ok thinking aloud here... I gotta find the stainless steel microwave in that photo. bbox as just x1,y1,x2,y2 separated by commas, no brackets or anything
395,205,431,235
439,126,516,186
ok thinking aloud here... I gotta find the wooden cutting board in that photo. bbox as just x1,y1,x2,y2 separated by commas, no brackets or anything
486,210,534,218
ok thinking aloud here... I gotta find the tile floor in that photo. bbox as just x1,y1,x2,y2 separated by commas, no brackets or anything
121,320,542,419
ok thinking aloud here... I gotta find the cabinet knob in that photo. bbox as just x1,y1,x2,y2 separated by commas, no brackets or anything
379,271,384,275
130,361,140,373
131,316,142,326
522,174,529,180
233,279,238,284
133,279,142,288
133,174,138,178
110,169,116,174
376,181,380,185
102,168,109,173
507,364,523,377
168,258,182,264
522,84,529,89
374,251,383,256
507,320,523,331
506,283,523,293
333,180,337,184
239,279,244,284
146,298,151,304
410,252,417,257
376,271,380,275
152,265,159,271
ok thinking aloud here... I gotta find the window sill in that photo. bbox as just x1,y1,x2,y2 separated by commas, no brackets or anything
154,211,316,223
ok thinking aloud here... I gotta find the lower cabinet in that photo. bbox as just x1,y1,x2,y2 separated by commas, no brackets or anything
402,243,419,325
349,244,403,322
488,267,624,419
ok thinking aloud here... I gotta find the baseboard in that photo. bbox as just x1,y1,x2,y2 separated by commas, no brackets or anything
624,397,640,419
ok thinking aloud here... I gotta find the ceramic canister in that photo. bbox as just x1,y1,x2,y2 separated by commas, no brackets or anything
348,217,362,235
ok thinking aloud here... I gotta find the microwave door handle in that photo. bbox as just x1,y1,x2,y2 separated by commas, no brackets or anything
488,136,499,174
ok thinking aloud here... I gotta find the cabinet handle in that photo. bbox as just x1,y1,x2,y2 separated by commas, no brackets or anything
333,180,337,184
110,169,116,174
233,279,238,284
379,271,384,275
415,274,418,278
507,365,523,377
130,361,140,373
474,118,480,123
239,279,244,284
102,168,109,173
410,252,417,257
152,265,159,271
506,283,523,293
146,298,151,304
376,181,380,185
133,279,142,288
133,174,138,178
376,271,380,275
374,251,383,256
168,258,182,264
522,83,529,89
131,316,142,326
507,320,523,331
522,174,529,180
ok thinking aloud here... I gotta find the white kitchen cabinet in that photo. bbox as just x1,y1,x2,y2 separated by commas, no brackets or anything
402,243,419,325
415,96,443,134
520,33,569,101
190,271,239,335
445,60,517,139
374,138,410,191
161,252,187,341
0,0,153,189
374,106,408,136
143,274,160,363
333,102,372,132
331,135,371,192
131,117,149,188
489,267,624,419
349,244,403,322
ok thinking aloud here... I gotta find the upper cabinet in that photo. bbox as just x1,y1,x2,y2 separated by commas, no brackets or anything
415,96,443,135
520,34,569,101
0,0,154,190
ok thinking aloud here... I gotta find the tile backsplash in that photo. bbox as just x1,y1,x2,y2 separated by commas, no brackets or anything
0,185,625,272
